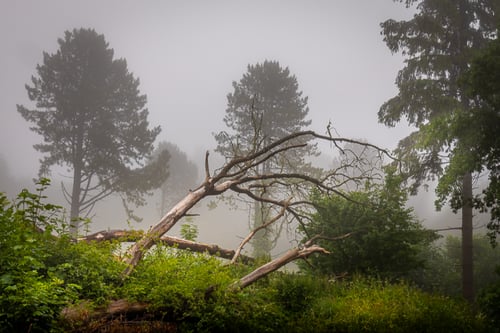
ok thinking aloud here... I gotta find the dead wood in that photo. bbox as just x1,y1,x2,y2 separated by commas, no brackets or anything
233,244,330,290
80,229,254,264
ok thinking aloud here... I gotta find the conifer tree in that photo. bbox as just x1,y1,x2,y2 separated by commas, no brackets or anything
18,28,168,233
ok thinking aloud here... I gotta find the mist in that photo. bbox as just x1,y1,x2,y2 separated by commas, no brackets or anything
0,1,470,254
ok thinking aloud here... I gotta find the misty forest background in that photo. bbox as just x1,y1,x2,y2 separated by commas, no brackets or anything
1,1,500,332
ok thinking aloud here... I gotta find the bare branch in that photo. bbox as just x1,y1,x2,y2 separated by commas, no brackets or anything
232,244,329,290
204,150,210,182
304,232,355,247
231,202,289,263
120,130,394,278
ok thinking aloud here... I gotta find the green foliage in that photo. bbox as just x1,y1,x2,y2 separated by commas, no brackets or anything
380,3,498,301
272,273,320,313
462,34,500,242
0,180,493,332
121,245,234,319
214,60,311,158
166,272,491,333
193,288,287,333
301,170,438,280
477,266,500,330
0,180,125,332
180,221,198,241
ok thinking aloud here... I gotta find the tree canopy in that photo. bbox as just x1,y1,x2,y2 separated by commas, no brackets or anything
214,60,315,257
215,60,311,160
379,0,498,302
17,28,168,232
460,34,500,241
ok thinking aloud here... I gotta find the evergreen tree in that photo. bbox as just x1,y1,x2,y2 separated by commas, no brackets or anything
461,34,500,242
215,60,313,257
18,28,168,233
379,1,498,301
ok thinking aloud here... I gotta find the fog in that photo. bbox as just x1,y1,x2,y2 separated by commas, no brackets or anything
0,1,472,252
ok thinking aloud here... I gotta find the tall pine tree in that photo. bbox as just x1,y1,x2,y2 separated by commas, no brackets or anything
215,60,314,257
18,28,168,233
379,0,498,301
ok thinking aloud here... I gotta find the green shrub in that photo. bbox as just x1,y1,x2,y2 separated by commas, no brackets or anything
272,273,322,313
477,267,500,331
194,289,287,333
121,245,234,319
0,180,125,331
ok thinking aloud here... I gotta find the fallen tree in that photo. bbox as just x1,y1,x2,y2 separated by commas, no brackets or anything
80,229,255,264
116,130,391,285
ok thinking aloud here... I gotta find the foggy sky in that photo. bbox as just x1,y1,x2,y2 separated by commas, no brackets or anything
0,0,413,178
2,1,457,245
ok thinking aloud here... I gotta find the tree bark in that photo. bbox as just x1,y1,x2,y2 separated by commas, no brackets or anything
70,160,82,236
462,171,474,302
122,186,208,277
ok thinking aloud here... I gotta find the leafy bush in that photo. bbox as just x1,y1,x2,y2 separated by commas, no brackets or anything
477,266,500,331
272,273,319,313
0,180,124,331
121,245,234,319
301,171,438,280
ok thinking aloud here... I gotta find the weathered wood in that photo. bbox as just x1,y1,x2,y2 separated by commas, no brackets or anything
234,244,329,289
79,229,254,264
79,229,144,242
122,186,208,277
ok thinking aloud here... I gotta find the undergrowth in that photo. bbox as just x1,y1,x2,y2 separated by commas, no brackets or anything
0,180,496,332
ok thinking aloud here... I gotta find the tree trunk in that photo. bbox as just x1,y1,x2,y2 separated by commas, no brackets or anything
122,186,208,277
252,200,272,257
70,160,82,236
462,171,474,302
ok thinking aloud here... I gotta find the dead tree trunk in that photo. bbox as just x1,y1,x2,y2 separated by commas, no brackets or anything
122,186,209,276
233,244,329,289
80,229,254,264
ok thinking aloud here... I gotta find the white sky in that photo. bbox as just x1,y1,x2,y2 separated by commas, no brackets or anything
0,0,414,177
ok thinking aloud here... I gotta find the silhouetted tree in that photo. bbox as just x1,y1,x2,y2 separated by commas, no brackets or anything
379,0,498,301
214,60,315,257
18,28,168,234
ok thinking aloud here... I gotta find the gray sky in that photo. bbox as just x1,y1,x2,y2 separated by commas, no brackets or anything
0,0,414,178
1,1,470,248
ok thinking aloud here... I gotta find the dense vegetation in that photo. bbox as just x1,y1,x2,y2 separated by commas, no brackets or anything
300,170,438,280
1,181,499,332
